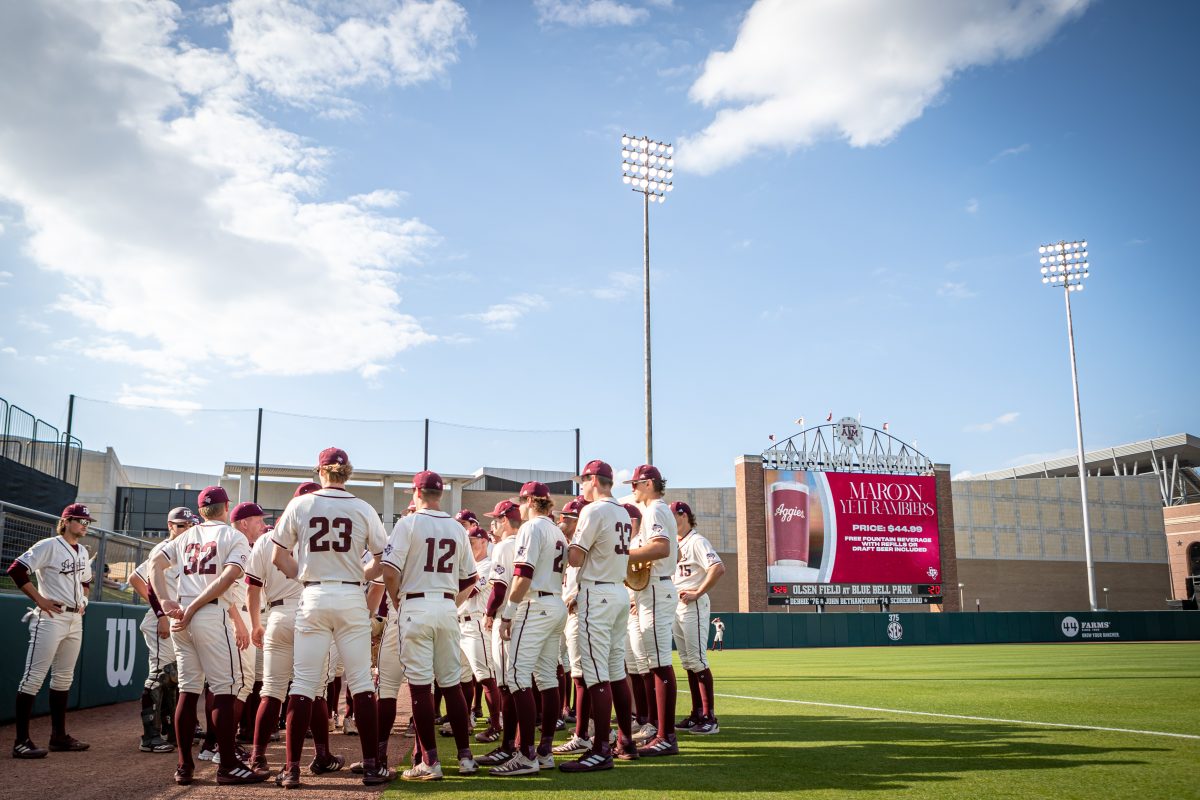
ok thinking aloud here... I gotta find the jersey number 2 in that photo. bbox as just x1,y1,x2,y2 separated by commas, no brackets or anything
183,542,216,576
423,539,456,573
309,517,353,553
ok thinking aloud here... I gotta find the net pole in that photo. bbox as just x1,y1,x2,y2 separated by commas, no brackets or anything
253,407,263,504
62,394,75,482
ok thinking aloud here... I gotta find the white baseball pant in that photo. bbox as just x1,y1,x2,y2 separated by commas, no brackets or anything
18,608,83,695
376,615,405,699
458,612,493,682
139,610,176,688
291,585,373,699
260,598,300,702
573,581,629,686
172,603,247,696
673,593,711,672
635,578,676,671
505,595,567,691
491,616,510,689
399,596,462,688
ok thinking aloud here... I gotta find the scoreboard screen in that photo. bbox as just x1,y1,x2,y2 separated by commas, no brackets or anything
767,583,943,606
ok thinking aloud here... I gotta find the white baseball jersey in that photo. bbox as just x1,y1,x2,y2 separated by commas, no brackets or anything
382,509,476,595
571,498,631,584
512,516,568,595
133,538,182,600
15,536,91,608
464,556,491,616
271,488,386,583
245,533,302,605
675,529,723,592
489,537,517,590
562,564,580,606
636,498,677,577
159,521,251,602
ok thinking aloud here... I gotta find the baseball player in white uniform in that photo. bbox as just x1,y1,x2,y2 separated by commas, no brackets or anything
244,487,308,772
626,464,680,756
490,482,568,776
270,447,389,788
150,486,264,786
229,502,267,744
560,460,636,773
129,506,194,753
671,501,725,735
381,470,478,781
476,500,520,767
621,503,652,736
551,497,592,757
457,513,499,742
7,503,94,759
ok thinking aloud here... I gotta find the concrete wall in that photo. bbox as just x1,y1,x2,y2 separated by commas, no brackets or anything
955,558,1171,611
1164,502,1200,600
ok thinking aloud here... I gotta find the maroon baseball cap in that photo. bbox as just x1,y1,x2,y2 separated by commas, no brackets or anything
318,447,349,467
414,470,443,491
61,503,96,521
519,481,550,499
559,497,588,518
231,502,265,522
670,501,693,516
455,509,478,524
624,464,663,484
167,506,193,524
485,499,521,521
197,486,230,507
622,502,642,520
468,526,490,540
576,459,613,481
294,481,321,497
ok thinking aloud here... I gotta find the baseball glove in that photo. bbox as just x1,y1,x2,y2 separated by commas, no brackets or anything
624,560,651,592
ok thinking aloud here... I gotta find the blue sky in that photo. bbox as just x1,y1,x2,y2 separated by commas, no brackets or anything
1,0,1197,486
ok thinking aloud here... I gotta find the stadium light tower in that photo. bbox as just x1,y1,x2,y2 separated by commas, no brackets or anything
621,133,673,464
1039,238,1097,611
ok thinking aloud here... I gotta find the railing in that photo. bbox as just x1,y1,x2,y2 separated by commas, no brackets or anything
0,396,81,486
0,500,154,605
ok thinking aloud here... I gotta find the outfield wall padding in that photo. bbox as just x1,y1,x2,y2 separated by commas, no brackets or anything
0,594,148,724
711,610,1200,650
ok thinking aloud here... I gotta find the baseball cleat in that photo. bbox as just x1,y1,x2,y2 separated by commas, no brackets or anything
677,715,700,730
564,711,576,724
615,738,640,761
341,715,358,736
48,735,89,752
439,720,454,737
488,752,539,776
139,735,175,753
308,753,345,774
198,747,216,761
476,746,514,766
401,761,443,781
217,762,271,785
632,723,657,743
349,760,365,774
558,748,614,773
537,752,555,769
555,717,566,731
459,756,479,775
637,735,679,757
475,725,501,743
552,735,592,755
251,754,270,775
173,767,193,785
361,765,393,785
13,739,47,759
690,717,719,735
276,765,301,789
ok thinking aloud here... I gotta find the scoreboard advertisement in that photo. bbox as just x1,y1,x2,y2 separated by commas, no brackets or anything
765,468,943,606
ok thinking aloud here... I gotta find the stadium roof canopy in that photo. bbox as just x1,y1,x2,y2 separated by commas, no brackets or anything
968,433,1200,506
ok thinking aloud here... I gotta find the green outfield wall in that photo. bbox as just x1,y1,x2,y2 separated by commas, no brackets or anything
1,595,147,724
710,610,1200,650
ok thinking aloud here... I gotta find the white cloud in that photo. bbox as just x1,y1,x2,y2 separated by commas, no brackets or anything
0,270,12,286
534,0,649,27
965,198,979,214
590,271,640,301
952,470,975,480
679,0,1090,174
228,0,470,115
990,142,1031,163
1,346,17,356
937,281,977,300
0,1,466,387
965,411,1020,433
464,294,547,330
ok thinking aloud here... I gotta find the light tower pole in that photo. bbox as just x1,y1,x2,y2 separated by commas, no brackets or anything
621,133,673,464
1039,238,1097,611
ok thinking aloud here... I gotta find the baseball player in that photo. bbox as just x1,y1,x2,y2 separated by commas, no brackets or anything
381,470,478,781
551,497,592,757
270,447,389,788
245,487,307,773
560,460,637,773
6,503,95,759
150,486,265,786
626,464,680,756
229,502,267,747
128,506,194,753
456,510,500,743
490,482,568,776
476,500,521,767
671,501,725,734
712,617,725,650
622,503,653,738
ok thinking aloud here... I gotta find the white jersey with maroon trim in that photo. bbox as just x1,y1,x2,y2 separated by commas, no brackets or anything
489,537,516,589
571,498,631,584
512,516,568,596
271,488,386,584
635,497,678,578
562,564,580,605
134,538,181,601
463,556,490,616
159,521,250,602
382,509,476,596
15,535,92,608
674,529,723,592
245,532,302,605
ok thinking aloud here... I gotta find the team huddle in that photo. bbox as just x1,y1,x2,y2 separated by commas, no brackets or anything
7,448,726,786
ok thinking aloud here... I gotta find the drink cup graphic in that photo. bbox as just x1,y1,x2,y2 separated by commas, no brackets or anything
769,481,810,570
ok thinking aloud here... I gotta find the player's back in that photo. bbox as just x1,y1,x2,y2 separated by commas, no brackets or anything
573,498,631,584
638,498,678,577
388,509,473,597
514,516,568,595
274,488,385,584
169,521,249,602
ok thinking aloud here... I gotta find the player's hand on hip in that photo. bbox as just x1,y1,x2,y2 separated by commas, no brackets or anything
252,625,265,648
679,590,696,604
35,596,62,617
157,616,172,638
499,619,512,641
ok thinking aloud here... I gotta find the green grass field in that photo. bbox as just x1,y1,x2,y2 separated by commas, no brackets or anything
383,643,1200,799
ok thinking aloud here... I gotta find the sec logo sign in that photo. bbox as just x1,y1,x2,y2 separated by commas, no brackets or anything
1061,616,1080,638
